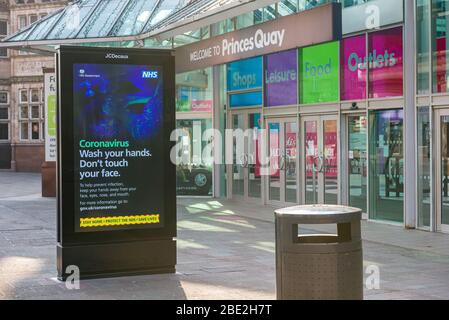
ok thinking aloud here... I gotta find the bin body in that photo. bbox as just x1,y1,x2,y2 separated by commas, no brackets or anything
275,205,363,300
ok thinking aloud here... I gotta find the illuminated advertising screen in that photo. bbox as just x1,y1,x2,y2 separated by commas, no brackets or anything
57,46,176,280
73,63,165,232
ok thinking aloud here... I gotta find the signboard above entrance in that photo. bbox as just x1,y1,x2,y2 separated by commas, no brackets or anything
175,3,342,73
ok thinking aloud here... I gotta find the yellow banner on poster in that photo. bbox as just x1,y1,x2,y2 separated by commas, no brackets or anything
80,214,160,228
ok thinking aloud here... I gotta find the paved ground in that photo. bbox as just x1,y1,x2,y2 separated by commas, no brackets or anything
1,172,449,300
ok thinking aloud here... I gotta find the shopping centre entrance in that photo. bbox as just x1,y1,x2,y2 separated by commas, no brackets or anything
302,115,339,206
266,117,298,206
228,109,262,203
434,109,449,233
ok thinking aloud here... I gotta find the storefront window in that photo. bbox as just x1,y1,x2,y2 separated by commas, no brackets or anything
368,27,404,98
369,109,404,223
348,115,367,213
175,119,213,196
299,41,340,104
417,107,431,228
432,0,449,93
417,0,430,95
176,68,213,112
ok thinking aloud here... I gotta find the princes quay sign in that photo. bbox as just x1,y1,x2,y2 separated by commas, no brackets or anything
175,3,342,73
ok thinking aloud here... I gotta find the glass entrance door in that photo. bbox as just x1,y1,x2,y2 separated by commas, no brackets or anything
302,115,339,205
347,115,368,213
267,118,298,205
230,112,262,202
436,109,449,233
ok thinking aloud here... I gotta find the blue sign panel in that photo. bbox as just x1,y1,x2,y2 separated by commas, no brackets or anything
227,56,263,91
229,92,263,108
227,56,263,108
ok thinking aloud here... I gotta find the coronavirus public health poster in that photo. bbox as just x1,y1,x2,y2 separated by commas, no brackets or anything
72,63,164,232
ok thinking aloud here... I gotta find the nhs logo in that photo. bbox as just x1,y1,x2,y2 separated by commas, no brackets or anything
142,70,159,79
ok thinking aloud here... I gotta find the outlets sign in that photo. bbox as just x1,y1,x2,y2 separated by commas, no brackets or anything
175,3,342,73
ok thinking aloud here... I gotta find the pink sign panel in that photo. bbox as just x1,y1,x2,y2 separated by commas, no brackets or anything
191,100,213,112
341,34,367,100
368,27,403,98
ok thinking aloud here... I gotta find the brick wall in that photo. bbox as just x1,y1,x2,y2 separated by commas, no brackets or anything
15,144,44,172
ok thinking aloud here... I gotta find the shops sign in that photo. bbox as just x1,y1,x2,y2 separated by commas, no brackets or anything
175,3,342,73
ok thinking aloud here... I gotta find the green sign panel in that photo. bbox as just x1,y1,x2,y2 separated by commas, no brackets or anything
47,95,56,137
299,41,339,104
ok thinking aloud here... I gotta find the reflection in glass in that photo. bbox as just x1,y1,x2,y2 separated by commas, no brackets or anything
248,114,262,199
269,123,280,201
305,121,318,204
432,0,449,93
441,116,449,225
324,120,338,205
417,107,431,228
176,68,213,112
417,0,430,94
369,109,404,222
232,114,245,197
285,122,298,203
348,116,367,213
176,119,213,196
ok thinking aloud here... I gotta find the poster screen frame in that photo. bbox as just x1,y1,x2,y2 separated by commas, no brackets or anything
57,46,176,246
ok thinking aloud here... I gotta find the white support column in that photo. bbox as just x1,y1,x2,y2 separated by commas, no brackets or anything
404,0,417,229
211,23,225,198
212,65,223,198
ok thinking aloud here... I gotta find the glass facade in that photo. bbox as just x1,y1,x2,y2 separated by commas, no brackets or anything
417,107,431,228
441,116,449,225
7,0,444,231
176,68,213,113
417,0,430,95
348,115,367,213
176,119,213,196
432,0,449,93
369,109,404,223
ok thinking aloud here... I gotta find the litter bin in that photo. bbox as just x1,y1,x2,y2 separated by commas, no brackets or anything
275,205,363,300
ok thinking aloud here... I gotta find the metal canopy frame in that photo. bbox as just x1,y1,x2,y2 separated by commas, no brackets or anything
0,0,280,52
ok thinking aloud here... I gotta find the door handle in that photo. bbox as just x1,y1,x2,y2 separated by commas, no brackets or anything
313,155,324,173
239,154,248,168
280,154,286,171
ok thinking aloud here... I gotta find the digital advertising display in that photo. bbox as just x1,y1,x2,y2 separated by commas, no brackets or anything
57,46,176,280
73,63,164,232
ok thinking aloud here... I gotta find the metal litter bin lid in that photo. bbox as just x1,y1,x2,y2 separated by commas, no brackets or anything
275,205,362,223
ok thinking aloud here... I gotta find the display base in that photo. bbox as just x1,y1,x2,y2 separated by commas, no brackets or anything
41,161,56,198
57,239,176,280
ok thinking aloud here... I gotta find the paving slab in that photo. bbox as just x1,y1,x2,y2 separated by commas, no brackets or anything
0,173,449,300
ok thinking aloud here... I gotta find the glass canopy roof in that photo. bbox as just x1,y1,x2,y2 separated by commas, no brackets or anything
3,0,240,43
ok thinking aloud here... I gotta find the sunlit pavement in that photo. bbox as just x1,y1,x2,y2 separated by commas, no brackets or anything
1,172,449,300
